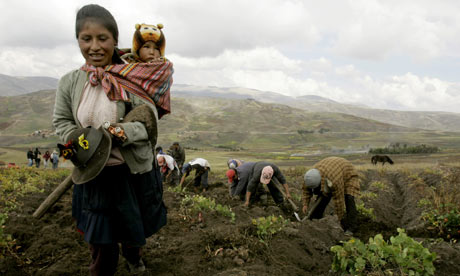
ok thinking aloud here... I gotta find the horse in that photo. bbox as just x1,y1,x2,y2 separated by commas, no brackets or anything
371,155,394,166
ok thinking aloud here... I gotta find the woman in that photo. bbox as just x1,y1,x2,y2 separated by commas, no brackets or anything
53,4,170,275
43,150,51,168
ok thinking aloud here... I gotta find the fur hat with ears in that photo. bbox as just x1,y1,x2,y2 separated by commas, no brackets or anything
132,23,165,59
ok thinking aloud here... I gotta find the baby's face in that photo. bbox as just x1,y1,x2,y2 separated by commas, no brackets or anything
139,41,161,62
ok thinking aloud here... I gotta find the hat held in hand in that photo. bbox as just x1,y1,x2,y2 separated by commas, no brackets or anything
58,127,111,184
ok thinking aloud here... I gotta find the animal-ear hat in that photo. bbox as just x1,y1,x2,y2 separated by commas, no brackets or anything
132,23,166,59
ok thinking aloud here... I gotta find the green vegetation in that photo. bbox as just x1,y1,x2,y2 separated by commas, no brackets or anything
370,181,387,190
252,215,290,244
370,143,440,154
422,203,460,241
359,191,378,200
331,228,436,275
356,202,376,220
180,195,235,223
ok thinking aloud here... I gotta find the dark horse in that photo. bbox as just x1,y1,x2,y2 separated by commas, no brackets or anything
371,155,394,165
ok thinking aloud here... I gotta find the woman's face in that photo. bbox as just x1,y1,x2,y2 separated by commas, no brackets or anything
78,20,116,67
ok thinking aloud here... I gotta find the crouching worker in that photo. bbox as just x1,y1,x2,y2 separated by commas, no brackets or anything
157,154,179,185
244,162,291,207
302,157,360,234
179,158,211,192
226,162,256,200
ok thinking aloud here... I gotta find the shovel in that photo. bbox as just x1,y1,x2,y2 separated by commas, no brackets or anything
271,178,303,222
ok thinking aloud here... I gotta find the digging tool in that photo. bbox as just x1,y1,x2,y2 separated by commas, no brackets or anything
33,174,73,219
271,178,303,221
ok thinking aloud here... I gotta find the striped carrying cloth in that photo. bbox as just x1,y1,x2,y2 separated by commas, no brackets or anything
80,60,174,119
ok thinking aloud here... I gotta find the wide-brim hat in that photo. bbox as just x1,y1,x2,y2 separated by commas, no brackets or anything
66,127,112,184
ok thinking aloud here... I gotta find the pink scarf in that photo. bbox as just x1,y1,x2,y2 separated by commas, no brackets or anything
80,60,173,118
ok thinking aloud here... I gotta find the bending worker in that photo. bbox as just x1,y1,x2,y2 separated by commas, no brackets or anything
226,161,256,200
244,161,291,207
179,158,211,192
302,157,360,234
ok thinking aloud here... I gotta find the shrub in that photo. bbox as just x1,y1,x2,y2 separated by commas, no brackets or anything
356,202,376,220
331,228,436,275
422,203,460,241
370,181,387,190
252,215,290,244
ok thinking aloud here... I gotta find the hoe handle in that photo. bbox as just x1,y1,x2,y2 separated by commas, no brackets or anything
33,174,73,219
272,178,298,211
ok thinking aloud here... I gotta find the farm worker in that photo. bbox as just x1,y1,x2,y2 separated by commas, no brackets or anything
43,151,51,168
52,4,172,274
179,158,211,192
157,153,180,185
34,148,41,168
27,148,34,167
244,162,291,207
227,158,243,169
302,157,360,234
51,150,59,169
226,161,256,200
168,142,185,171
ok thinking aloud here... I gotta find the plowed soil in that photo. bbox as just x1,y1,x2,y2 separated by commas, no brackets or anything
1,166,460,276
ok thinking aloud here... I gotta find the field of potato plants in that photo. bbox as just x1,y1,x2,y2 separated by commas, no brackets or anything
0,163,459,275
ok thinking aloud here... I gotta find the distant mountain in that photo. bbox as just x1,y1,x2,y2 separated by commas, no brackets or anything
0,74,58,96
173,85,460,132
1,79,459,132
0,89,413,137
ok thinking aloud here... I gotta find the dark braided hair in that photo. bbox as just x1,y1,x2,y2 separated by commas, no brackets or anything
75,4,122,64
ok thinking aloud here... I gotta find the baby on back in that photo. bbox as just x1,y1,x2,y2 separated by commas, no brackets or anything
122,23,166,63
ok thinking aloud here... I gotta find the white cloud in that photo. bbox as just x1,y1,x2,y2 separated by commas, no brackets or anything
1,0,459,112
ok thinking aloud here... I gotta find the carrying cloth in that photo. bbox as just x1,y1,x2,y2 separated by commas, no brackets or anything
80,61,174,119
64,127,112,184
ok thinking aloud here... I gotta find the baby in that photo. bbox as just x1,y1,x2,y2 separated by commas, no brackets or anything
122,23,166,63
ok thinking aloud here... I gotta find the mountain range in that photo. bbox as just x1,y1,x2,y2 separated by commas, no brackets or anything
0,74,459,132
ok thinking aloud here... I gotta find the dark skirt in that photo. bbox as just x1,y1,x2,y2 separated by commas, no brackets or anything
72,164,167,247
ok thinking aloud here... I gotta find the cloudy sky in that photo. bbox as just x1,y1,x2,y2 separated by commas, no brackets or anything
1,0,459,112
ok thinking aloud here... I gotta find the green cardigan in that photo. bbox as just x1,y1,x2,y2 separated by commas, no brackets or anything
52,69,158,174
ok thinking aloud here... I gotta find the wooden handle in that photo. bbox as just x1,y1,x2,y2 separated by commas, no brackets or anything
33,174,73,219
271,178,298,211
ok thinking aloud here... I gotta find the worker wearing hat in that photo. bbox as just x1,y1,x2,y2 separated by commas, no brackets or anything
302,157,360,234
244,161,291,207
226,162,256,200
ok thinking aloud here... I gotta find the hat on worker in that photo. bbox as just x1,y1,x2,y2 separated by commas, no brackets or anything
157,155,166,166
228,159,238,169
260,166,274,185
226,169,236,183
58,127,111,185
304,169,321,189
182,163,191,174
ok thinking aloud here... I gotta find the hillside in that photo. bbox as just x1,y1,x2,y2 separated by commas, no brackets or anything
2,77,460,132
0,89,413,139
173,85,460,132
0,74,58,96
